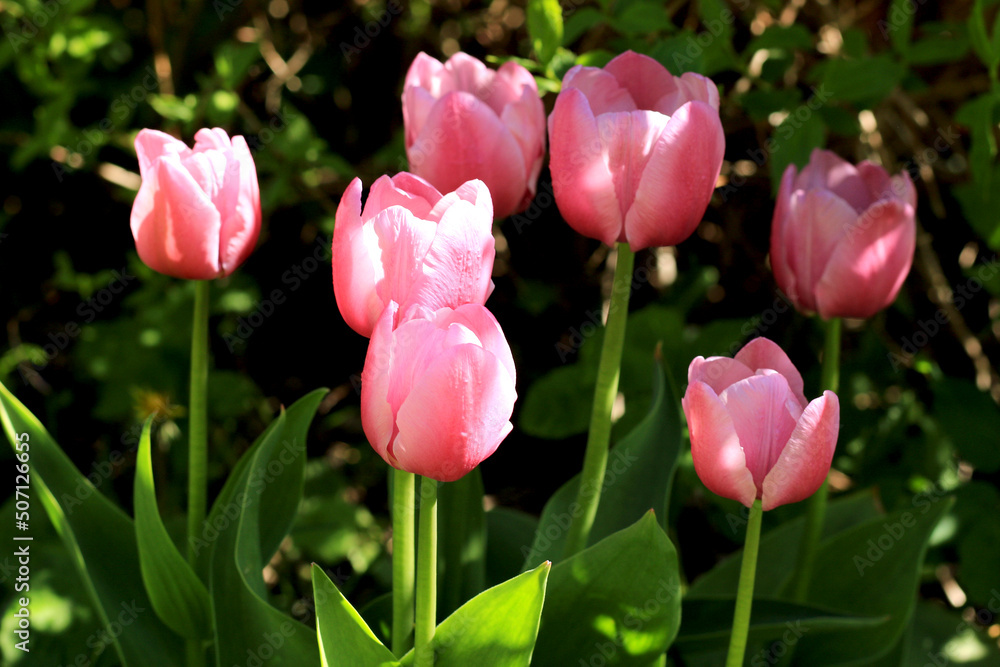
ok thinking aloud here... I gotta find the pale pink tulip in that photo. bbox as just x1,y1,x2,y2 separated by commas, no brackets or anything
130,128,261,280
361,302,517,482
682,338,839,511
403,52,546,220
332,173,495,338
771,149,917,319
547,50,724,250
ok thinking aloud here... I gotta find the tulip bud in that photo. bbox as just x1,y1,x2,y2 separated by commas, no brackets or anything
402,52,546,220
331,173,496,338
547,50,725,250
130,128,261,280
770,148,917,319
361,302,517,482
682,338,839,511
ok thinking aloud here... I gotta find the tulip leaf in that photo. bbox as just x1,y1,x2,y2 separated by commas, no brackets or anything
485,506,538,588
134,416,212,640
398,562,551,666
313,564,400,667
792,499,952,662
813,54,906,105
522,358,681,569
0,380,184,667
438,468,486,618
527,0,563,67
886,0,915,56
767,110,825,195
531,511,681,666
208,391,327,667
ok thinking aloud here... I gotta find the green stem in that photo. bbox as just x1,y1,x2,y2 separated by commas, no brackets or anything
790,317,841,601
562,243,635,559
414,476,438,667
392,469,416,656
725,500,763,667
185,280,210,667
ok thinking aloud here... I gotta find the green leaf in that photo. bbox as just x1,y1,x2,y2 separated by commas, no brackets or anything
0,381,183,667
134,417,211,640
744,24,813,55
399,563,550,666
956,93,999,196
313,564,400,667
523,359,682,568
792,498,954,662
527,0,564,67
563,7,605,46
767,108,826,195
438,468,487,618
485,507,539,588
610,1,674,37
531,512,681,666
208,391,327,667
814,54,906,104
933,377,1000,472
737,89,803,122
886,0,915,56
519,362,596,438
969,0,997,69
954,164,1000,249
908,22,971,65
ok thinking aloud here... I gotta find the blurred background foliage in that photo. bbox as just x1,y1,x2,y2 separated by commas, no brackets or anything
1,0,999,663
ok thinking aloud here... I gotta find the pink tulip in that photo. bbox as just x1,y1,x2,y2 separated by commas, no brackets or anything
332,173,496,338
130,128,261,280
547,50,725,250
402,52,546,220
682,338,839,511
361,301,517,482
771,149,917,319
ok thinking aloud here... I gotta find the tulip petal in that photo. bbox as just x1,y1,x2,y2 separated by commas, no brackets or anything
770,164,799,305
683,381,758,507
361,303,400,464
407,90,526,221
217,136,260,275
402,85,439,150
784,188,858,312
131,155,222,279
373,207,439,320
602,51,678,112
447,304,516,385
400,199,495,320
393,343,516,481
596,109,671,231
687,356,754,395
734,337,807,408
814,199,916,319
796,149,871,213
426,179,493,223
561,65,637,115
624,101,724,250
654,72,720,115
404,52,446,94
365,173,440,222
500,87,546,209
761,391,839,511
719,372,801,491
332,178,383,337
193,127,232,152
134,129,188,179
548,88,623,245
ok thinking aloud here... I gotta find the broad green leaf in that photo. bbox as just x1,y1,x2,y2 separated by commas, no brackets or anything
610,1,674,37
532,512,681,666
737,88,803,122
933,378,1000,472
792,498,953,662
886,0,915,56
134,417,211,640
953,483,1000,606
0,381,183,667
954,164,1000,249
956,93,999,196
399,563,551,666
313,564,399,667
767,108,825,195
676,598,884,652
649,31,708,75
208,391,327,667
523,360,681,568
527,0,563,67
688,491,881,597
485,506,538,588
563,7,605,46
814,54,905,104
744,24,812,55
438,468,486,618
908,22,971,65
969,0,997,69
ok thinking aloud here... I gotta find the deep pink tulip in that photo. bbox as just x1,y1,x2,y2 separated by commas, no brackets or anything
130,128,261,280
361,301,517,482
682,338,839,511
332,173,495,338
771,149,917,319
403,52,546,220
547,50,725,250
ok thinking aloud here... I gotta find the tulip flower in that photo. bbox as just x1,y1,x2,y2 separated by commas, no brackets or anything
361,301,516,482
332,172,496,338
130,128,261,280
547,50,725,250
770,148,917,319
682,338,839,511
402,52,546,220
